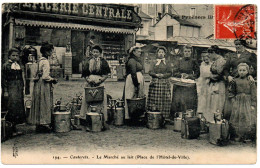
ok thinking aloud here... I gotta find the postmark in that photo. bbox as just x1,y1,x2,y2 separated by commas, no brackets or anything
215,4,256,42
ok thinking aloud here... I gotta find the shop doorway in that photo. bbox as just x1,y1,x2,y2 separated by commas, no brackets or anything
71,31,85,74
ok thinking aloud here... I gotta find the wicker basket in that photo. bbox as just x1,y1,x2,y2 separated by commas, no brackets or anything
85,86,104,103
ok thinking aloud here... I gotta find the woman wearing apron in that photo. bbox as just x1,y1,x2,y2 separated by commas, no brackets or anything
124,46,145,122
80,45,111,122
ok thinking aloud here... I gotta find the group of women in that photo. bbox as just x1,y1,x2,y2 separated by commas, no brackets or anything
2,39,257,142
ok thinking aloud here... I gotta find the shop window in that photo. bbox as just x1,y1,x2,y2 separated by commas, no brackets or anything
167,26,173,39
51,29,71,47
25,27,41,45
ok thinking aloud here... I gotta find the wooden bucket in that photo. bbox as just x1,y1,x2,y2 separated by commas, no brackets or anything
86,112,103,132
147,112,163,129
53,112,71,133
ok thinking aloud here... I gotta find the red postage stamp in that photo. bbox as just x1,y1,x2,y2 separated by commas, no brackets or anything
215,4,256,39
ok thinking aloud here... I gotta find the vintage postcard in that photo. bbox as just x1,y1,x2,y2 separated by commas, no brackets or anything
1,1,258,165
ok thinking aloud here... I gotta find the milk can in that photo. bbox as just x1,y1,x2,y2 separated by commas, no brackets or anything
186,109,194,118
174,112,182,132
197,112,208,133
114,100,125,126
25,100,32,117
53,111,71,133
86,106,104,132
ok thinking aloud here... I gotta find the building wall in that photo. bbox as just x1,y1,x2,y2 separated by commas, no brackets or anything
154,15,180,40
171,4,214,37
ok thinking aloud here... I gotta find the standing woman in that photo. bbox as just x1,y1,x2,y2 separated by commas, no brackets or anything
147,46,172,119
124,46,145,120
29,42,57,132
2,48,26,135
207,45,226,121
80,45,111,121
196,51,212,121
172,45,200,117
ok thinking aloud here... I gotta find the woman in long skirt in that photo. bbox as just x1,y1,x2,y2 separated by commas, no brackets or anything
147,46,172,119
196,51,212,121
171,45,200,117
207,45,226,122
2,48,26,135
123,46,145,121
28,42,57,132
80,45,111,122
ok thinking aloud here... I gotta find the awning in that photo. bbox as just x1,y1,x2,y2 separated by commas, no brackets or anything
15,19,136,34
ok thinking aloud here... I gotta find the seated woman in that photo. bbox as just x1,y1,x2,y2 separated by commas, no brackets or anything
80,45,111,122
124,46,145,121
171,44,200,117
147,46,172,119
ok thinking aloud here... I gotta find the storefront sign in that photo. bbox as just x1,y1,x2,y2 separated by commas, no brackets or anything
19,3,139,23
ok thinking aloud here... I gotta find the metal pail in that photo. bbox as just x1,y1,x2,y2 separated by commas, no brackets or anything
126,97,146,119
147,112,163,129
53,112,71,133
86,112,103,132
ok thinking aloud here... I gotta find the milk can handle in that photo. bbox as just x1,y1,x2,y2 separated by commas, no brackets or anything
25,99,32,106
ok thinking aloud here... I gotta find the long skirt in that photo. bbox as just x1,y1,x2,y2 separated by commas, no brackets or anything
5,80,26,125
28,78,53,125
230,94,256,139
80,83,108,121
171,83,197,118
206,81,226,122
124,72,145,119
147,78,171,119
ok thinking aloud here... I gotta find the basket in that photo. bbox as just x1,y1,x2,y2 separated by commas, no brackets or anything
85,86,104,103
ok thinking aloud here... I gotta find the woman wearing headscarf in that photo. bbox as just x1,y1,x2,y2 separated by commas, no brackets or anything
171,45,200,117
207,45,226,122
80,45,111,122
147,46,172,119
29,42,57,132
124,46,145,120
2,48,26,135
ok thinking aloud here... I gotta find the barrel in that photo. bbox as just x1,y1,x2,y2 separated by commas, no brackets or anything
53,112,71,133
86,112,103,132
114,107,124,126
147,112,163,129
174,117,182,132
126,97,146,119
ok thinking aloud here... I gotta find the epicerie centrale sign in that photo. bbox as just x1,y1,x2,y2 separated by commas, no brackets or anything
20,3,133,21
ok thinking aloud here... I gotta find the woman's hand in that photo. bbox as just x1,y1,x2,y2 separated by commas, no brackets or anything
228,76,234,83
156,73,164,79
248,75,255,83
181,73,189,79
52,78,58,84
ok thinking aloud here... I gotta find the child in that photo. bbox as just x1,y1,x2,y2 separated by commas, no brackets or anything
2,48,26,135
229,63,256,142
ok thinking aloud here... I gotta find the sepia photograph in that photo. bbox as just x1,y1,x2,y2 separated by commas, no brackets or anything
0,1,258,165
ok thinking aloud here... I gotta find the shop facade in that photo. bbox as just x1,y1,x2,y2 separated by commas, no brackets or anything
2,3,141,77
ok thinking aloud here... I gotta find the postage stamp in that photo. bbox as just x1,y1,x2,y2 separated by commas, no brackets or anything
215,4,256,40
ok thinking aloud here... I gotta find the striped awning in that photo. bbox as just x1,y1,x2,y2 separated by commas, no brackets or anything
15,19,136,34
